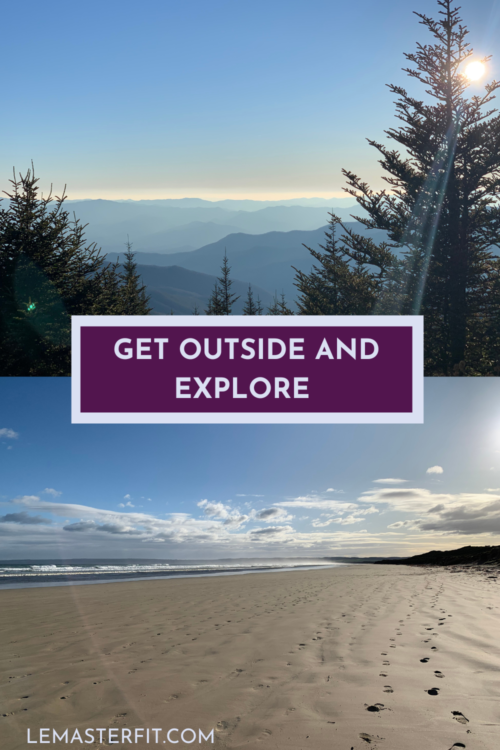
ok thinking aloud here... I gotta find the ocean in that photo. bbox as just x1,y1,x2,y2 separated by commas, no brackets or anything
0,558,348,589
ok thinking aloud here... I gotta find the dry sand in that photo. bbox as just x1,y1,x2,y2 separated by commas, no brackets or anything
0,565,499,750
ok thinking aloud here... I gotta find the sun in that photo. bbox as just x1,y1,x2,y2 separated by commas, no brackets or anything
465,61,486,81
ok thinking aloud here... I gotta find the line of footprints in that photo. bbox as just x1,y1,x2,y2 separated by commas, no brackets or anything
356,582,470,750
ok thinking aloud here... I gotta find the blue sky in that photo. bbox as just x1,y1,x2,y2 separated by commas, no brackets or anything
2,0,499,199
1,377,500,559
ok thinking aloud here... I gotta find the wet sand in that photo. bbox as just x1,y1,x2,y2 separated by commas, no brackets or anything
0,565,498,750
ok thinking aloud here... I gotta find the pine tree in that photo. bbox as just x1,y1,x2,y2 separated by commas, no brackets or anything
297,0,500,375
294,217,381,315
206,251,240,314
0,166,134,375
218,250,240,314
268,292,294,315
119,238,152,315
205,282,225,315
243,284,262,315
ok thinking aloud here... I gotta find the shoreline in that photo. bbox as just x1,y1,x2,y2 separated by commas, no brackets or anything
0,562,347,591
1,565,498,749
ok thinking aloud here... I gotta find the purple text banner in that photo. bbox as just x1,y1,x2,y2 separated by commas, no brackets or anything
72,316,423,424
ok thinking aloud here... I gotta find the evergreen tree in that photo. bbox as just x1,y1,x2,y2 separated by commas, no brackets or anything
119,238,152,315
295,217,381,315
268,292,294,315
218,250,239,314
297,0,500,375
205,282,225,314
243,284,262,315
206,251,240,314
0,166,137,376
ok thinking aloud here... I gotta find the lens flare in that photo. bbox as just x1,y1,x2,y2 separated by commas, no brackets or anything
465,61,486,81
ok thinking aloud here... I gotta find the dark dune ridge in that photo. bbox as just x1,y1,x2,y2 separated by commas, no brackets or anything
375,545,500,567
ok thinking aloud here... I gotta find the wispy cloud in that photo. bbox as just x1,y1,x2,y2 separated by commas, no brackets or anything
0,512,49,525
43,488,62,497
275,496,358,511
426,466,443,474
373,478,408,485
253,508,294,523
0,428,18,439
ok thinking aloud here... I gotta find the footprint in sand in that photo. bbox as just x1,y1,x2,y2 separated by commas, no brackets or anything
383,661,390,666
420,657,430,663
359,732,384,744
452,711,469,725
258,729,272,740
379,673,387,677
448,744,465,749
434,671,444,678
427,687,440,696
365,703,387,712
216,721,228,732
383,686,393,693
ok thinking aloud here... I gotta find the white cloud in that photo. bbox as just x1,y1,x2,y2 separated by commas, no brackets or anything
43,488,62,497
236,494,264,497
373,478,408,485
0,428,18,439
197,499,248,528
426,466,443,474
361,486,500,535
312,515,364,528
118,501,135,508
275,496,358,511
253,508,293,523
124,494,131,500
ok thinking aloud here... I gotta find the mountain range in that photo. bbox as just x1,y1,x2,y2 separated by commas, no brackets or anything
63,198,365,256
109,222,390,311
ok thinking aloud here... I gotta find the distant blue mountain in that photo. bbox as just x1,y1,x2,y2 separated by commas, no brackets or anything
110,223,389,302
133,264,274,315
61,199,364,255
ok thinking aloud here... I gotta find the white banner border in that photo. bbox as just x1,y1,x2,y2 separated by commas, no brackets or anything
71,315,424,424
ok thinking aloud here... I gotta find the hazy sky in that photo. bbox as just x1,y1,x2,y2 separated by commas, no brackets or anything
1,377,500,560
2,0,499,199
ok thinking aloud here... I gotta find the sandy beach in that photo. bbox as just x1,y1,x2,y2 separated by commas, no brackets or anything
0,565,498,750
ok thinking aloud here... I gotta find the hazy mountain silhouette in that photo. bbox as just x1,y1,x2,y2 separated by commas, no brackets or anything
110,223,389,301
132,264,274,315
63,199,364,255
